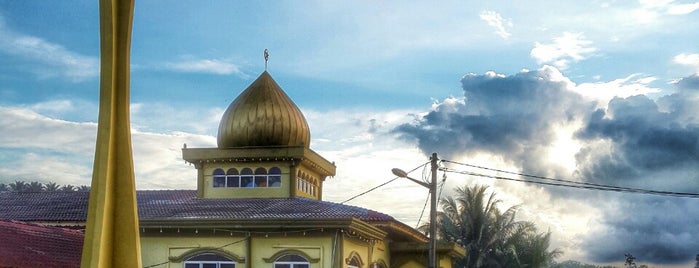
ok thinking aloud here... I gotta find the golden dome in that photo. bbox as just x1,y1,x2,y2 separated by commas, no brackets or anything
217,71,311,148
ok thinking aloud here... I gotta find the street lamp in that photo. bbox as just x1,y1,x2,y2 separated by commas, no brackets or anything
392,152,438,268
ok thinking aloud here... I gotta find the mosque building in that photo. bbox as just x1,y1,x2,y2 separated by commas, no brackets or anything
0,70,464,268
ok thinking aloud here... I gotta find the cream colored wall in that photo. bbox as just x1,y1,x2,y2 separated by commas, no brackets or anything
341,237,390,267
141,234,248,268
251,236,333,267
141,233,337,268
397,259,425,268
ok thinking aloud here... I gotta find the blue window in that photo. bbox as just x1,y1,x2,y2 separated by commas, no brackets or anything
274,254,309,268
213,169,225,188
184,253,235,268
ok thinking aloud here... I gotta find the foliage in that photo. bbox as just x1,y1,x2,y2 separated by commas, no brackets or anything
0,180,90,192
551,260,618,268
44,182,60,191
431,184,561,268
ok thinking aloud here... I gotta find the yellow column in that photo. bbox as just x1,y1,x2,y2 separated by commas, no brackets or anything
81,0,142,267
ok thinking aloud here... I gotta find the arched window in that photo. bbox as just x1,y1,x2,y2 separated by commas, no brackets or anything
226,168,240,187
213,169,225,188
269,167,282,187
241,168,253,187
345,252,363,268
274,254,310,268
184,253,236,268
254,167,268,187
347,257,361,268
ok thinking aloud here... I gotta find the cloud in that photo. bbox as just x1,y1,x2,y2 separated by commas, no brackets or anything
394,66,591,176
575,81,699,190
638,0,699,15
582,195,699,264
673,53,699,72
530,32,596,69
0,16,98,81
0,103,215,189
164,58,244,76
479,10,513,39
574,74,662,106
393,68,699,264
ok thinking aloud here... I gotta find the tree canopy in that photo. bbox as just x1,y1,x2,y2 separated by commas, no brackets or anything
0,180,90,192
432,184,561,268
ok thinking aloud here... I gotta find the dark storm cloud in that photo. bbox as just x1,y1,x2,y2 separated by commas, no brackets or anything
576,90,699,189
675,74,699,90
584,196,699,264
575,75,699,264
394,69,699,265
394,67,591,175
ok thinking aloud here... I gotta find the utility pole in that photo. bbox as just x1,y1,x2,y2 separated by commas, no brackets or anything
429,152,438,268
392,152,440,268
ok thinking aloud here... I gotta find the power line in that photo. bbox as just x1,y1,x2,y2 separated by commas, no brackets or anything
441,159,699,199
340,161,430,204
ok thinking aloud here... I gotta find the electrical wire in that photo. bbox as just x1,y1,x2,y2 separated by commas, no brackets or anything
441,159,699,199
340,161,430,204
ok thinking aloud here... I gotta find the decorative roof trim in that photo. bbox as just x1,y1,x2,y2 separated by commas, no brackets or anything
182,146,336,177
262,249,320,263
140,218,387,241
169,247,246,263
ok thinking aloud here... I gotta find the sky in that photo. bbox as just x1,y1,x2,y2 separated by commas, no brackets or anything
1,0,699,266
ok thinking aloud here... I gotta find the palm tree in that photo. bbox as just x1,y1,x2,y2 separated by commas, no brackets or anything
44,182,61,191
434,184,561,268
9,181,28,192
513,231,562,267
0,183,8,192
60,184,76,192
77,185,90,192
26,181,44,192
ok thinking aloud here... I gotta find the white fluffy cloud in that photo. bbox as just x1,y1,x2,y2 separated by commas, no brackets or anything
479,10,513,39
164,58,244,76
530,32,596,69
674,53,699,72
0,19,98,81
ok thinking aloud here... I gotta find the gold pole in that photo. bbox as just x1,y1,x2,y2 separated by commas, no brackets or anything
81,0,142,267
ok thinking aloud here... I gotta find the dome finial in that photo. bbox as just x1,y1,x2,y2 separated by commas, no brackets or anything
264,49,269,70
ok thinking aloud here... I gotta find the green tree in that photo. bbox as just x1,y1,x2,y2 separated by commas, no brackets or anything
0,183,8,192
77,185,90,192
44,182,61,191
434,184,561,268
9,181,28,192
26,181,45,192
60,184,76,192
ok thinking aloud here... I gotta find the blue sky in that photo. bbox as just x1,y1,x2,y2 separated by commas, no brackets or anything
2,0,699,266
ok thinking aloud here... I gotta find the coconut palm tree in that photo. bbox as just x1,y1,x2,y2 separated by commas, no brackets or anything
44,182,61,191
26,181,44,192
60,184,76,192
77,185,90,192
9,181,28,192
434,184,560,268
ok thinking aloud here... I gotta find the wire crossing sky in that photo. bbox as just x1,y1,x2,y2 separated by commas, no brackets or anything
442,160,699,198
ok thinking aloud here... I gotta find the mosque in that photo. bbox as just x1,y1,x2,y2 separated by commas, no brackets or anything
0,70,464,268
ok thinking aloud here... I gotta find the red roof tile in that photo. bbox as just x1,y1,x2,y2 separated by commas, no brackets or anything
0,220,83,268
